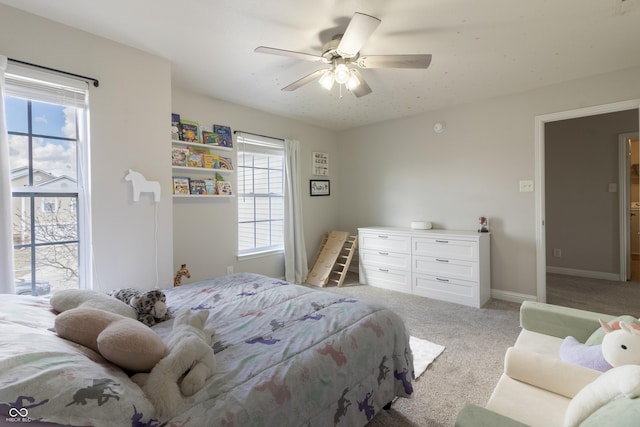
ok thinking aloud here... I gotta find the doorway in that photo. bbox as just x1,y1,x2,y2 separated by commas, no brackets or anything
624,134,640,281
535,100,640,303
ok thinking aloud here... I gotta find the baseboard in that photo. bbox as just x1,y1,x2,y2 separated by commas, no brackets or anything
546,266,620,281
490,289,537,304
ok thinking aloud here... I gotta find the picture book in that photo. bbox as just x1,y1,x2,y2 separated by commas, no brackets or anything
216,180,233,195
213,124,232,147
180,120,199,143
202,130,217,145
190,179,207,195
171,113,181,141
187,152,204,168
218,156,233,170
190,146,210,155
203,153,219,169
204,178,217,195
171,147,189,166
172,176,190,195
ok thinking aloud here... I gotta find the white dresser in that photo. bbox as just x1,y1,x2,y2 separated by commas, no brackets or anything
358,227,491,308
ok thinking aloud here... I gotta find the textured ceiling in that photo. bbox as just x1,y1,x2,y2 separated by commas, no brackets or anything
2,0,639,130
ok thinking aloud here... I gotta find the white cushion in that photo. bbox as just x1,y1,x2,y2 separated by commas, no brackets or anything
504,347,601,398
514,328,564,357
487,374,571,427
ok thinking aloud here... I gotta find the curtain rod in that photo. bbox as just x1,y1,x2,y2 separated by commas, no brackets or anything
8,58,99,88
233,130,284,142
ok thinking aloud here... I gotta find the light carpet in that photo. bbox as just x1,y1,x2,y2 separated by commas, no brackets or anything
410,335,445,379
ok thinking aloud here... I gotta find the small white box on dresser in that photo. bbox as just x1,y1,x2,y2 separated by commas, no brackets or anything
358,226,491,308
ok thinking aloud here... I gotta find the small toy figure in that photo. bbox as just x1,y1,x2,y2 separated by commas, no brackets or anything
174,264,191,286
478,216,489,233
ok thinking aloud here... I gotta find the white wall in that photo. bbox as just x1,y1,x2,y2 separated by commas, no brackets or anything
171,87,339,283
0,5,174,292
337,67,640,299
4,4,640,300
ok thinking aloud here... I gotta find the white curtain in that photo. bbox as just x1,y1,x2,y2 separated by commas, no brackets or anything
284,139,308,283
0,55,15,293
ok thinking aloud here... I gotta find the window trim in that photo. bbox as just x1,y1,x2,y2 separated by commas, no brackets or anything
6,67,91,292
236,133,285,257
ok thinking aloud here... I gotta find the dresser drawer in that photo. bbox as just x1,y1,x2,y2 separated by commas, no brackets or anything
360,232,411,254
413,255,478,282
360,248,411,270
412,237,478,261
412,273,479,307
360,264,412,293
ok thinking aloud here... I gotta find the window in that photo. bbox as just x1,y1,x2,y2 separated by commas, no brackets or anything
237,133,285,257
6,67,90,295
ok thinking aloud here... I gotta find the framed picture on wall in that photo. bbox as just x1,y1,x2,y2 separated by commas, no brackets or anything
310,179,330,196
312,152,329,176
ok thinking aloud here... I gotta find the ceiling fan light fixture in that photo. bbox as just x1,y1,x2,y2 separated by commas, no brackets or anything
334,63,350,84
318,70,335,90
346,70,360,90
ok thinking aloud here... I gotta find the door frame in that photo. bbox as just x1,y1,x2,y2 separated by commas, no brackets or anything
534,99,640,303
620,132,640,281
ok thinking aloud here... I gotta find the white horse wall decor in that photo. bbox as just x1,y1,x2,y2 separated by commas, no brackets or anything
125,169,161,202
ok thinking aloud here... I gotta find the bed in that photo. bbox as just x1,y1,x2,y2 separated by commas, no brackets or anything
0,272,414,426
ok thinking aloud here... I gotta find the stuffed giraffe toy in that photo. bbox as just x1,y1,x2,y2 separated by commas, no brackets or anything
174,264,191,286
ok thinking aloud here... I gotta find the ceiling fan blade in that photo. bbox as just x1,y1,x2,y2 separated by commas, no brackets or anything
349,69,372,98
282,69,327,91
356,54,432,69
336,12,381,58
255,46,322,62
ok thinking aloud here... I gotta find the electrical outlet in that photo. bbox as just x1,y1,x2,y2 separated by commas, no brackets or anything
226,265,234,275
553,248,562,257
519,180,534,192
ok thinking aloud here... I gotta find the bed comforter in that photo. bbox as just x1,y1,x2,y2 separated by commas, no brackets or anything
0,273,414,426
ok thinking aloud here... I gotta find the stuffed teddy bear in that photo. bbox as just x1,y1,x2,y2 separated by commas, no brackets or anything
54,307,167,372
109,288,170,326
132,309,216,419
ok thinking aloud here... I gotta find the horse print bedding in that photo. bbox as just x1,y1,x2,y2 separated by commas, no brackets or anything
0,272,414,426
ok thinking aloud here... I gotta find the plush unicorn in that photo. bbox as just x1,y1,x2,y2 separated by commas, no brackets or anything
600,319,640,367
174,264,191,286
564,323,640,427
125,169,161,202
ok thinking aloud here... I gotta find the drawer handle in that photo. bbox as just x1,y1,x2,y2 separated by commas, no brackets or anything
378,268,389,272
435,240,449,243
378,235,389,239
435,258,449,263
436,277,449,282
378,252,389,255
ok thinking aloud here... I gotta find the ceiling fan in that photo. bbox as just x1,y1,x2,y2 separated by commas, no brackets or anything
255,12,432,98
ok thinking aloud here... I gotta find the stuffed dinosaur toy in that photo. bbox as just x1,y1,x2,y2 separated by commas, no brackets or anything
109,288,170,326
132,309,216,419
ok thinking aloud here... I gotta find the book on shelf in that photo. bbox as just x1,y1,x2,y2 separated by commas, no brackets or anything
213,124,232,147
171,113,182,141
171,146,189,166
218,156,233,170
190,179,207,195
172,176,190,195
203,153,219,169
216,180,233,195
202,130,217,145
180,120,199,143
204,178,217,195
187,152,204,168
